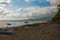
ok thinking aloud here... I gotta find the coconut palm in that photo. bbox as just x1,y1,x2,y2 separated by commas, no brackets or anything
52,5,60,22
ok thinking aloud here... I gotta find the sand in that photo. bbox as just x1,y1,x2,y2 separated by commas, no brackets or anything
0,23,60,40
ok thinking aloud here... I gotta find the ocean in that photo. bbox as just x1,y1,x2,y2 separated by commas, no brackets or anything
0,20,46,28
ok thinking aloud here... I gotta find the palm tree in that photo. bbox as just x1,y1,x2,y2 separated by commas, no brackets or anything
52,5,60,22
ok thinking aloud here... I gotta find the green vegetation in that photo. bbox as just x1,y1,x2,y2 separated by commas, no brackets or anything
52,5,60,22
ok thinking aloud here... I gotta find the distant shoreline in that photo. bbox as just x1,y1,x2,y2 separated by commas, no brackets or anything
0,21,60,28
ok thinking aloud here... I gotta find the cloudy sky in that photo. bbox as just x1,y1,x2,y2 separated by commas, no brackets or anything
0,0,60,20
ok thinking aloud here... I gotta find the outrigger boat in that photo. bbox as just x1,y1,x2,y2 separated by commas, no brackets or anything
0,28,13,35
0,23,13,35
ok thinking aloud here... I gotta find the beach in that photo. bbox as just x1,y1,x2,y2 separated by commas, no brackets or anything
0,0,60,40
0,22,60,40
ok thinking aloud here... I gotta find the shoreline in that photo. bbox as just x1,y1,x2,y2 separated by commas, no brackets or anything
0,23,60,40
0,22,60,40
0,21,60,28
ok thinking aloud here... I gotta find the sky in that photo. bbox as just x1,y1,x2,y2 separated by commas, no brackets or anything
0,0,60,20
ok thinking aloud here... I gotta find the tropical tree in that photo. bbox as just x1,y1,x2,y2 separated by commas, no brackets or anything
52,5,60,22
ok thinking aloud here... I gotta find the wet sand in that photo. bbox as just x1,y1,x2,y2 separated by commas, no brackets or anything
0,23,60,40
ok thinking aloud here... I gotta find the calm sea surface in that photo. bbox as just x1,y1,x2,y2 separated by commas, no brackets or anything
0,21,46,28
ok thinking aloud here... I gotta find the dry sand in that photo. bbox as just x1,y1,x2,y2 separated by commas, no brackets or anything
0,23,60,40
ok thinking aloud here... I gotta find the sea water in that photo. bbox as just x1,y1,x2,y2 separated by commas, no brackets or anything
0,20,47,28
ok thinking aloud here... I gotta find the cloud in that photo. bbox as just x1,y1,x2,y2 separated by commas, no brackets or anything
0,0,11,6
30,6,58,19
25,0,31,2
0,0,59,20
0,7,29,20
17,8,24,12
17,6,58,20
0,6,58,20
0,7,4,12
46,0,60,5
25,0,35,3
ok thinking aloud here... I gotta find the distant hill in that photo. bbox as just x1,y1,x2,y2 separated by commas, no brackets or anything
52,5,60,22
